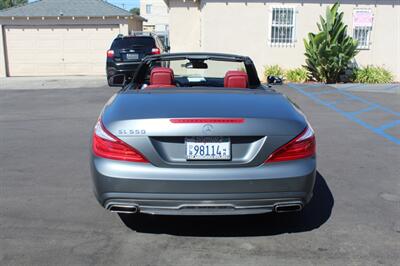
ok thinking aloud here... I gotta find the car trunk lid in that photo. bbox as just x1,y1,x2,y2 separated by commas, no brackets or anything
101,89,308,167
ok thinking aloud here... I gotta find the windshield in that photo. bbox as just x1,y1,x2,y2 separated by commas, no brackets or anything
141,58,248,88
168,59,246,79
140,58,248,88
131,54,260,89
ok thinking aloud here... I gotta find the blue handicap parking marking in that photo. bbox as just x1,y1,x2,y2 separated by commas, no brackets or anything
349,105,378,115
337,90,400,116
378,120,400,131
308,90,339,95
288,83,400,145
335,83,400,93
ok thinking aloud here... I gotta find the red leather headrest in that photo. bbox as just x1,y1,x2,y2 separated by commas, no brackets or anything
224,70,248,88
147,67,175,89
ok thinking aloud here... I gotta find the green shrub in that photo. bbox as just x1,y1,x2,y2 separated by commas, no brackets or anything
285,68,309,83
353,66,394,84
304,2,359,83
264,65,284,78
0,0,27,10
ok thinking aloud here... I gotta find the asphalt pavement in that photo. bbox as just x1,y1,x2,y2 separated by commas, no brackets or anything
0,82,399,265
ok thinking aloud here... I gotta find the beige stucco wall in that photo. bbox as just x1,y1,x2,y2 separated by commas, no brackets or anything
169,0,201,51
0,16,143,77
141,0,170,31
168,0,400,81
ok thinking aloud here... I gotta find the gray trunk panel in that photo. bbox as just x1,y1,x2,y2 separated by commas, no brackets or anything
101,89,307,167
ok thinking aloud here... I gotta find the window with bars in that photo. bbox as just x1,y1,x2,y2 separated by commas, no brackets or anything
353,27,371,49
270,7,296,45
353,9,373,50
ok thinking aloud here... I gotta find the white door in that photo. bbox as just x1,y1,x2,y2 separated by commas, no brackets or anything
4,25,119,76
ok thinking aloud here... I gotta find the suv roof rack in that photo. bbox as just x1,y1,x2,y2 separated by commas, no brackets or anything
130,31,157,37
115,32,157,39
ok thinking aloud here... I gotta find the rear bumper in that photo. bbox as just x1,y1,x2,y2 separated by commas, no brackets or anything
106,61,140,77
91,156,316,215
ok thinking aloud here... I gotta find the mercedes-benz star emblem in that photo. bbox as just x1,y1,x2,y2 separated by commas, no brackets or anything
202,124,213,135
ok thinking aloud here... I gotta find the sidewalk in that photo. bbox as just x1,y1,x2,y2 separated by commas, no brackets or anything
0,76,108,90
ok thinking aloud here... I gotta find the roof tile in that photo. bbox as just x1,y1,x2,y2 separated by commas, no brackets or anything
0,0,145,20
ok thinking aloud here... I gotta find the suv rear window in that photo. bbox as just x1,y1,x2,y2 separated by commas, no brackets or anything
111,37,155,49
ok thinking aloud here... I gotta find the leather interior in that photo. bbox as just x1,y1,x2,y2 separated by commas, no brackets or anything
224,70,248,88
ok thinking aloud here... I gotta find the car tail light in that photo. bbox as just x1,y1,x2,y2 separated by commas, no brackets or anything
107,50,114,58
151,48,160,55
265,126,316,163
170,118,245,124
92,120,148,163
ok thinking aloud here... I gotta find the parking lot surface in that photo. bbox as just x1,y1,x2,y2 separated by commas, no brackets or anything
0,83,399,265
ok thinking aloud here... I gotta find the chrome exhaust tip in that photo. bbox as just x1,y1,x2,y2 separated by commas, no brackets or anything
108,204,139,214
274,203,303,213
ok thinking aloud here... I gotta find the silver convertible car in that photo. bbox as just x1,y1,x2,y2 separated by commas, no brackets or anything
91,53,316,216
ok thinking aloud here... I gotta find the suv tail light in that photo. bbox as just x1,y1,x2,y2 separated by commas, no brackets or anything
107,50,114,58
151,48,160,55
265,126,316,163
92,120,148,163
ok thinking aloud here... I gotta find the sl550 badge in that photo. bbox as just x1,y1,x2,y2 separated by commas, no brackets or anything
118,129,146,135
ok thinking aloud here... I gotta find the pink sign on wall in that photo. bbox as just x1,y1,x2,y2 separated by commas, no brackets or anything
353,10,373,27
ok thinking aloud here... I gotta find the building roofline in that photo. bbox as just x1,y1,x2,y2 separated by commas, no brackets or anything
0,0,147,21
163,0,398,7
98,0,147,21
0,15,147,21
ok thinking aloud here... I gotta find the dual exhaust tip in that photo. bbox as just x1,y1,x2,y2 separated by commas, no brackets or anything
274,203,303,213
108,204,139,214
107,202,303,214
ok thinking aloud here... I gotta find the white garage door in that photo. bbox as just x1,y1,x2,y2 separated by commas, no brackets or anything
4,25,119,76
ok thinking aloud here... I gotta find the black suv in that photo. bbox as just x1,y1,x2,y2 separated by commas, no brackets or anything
106,33,168,83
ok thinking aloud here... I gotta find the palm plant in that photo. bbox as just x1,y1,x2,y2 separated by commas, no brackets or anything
304,3,359,83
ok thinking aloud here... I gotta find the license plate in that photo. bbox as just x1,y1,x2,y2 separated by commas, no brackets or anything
185,137,231,160
126,53,139,60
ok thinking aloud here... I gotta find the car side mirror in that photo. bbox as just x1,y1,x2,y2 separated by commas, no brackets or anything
108,74,127,87
165,45,170,52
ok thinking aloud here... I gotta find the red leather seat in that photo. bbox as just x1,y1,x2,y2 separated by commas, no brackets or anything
224,70,248,88
146,67,176,89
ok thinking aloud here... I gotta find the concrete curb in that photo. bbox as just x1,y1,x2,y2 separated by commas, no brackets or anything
0,76,108,90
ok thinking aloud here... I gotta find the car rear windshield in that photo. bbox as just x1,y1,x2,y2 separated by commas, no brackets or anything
111,37,155,49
